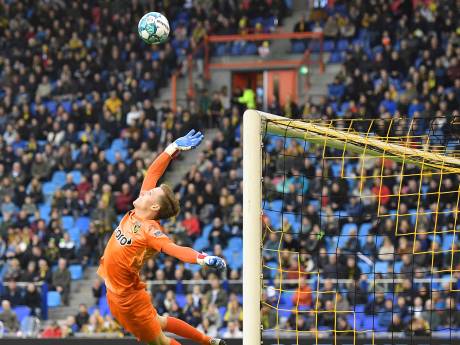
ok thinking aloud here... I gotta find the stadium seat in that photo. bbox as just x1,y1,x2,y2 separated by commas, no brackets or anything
42,182,58,201
359,223,372,236
337,39,349,51
47,291,61,307
176,294,186,308
324,40,335,52
99,296,110,316
61,216,74,230
70,170,82,184
270,199,283,212
13,306,31,323
75,216,91,233
393,261,403,274
69,227,80,245
243,43,258,55
342,223,358,237
69,264,83,280
39,204,51,222
375,261,389,274
52,170,67,187
291,41,305,53
194,237,209,252
228,237,242,251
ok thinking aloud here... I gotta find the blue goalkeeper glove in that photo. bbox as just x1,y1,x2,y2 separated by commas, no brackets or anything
174,129,204,150
197,254,227,270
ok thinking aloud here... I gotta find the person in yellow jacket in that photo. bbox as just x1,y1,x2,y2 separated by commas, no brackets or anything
238,87,256,109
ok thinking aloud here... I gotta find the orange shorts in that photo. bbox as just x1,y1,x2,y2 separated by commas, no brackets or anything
107,288,162,342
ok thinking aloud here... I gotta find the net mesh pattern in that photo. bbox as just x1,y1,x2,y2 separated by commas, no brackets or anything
260,116,460,344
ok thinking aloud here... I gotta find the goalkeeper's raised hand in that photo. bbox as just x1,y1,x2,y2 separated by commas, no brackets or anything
197,254,227,271
165,129,204,157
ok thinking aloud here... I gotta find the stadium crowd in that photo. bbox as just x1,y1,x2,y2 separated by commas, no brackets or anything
259,0,460,336
0,0,459,340
0,0,288,338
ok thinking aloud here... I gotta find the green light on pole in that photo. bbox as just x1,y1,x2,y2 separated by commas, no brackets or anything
299,65,309,75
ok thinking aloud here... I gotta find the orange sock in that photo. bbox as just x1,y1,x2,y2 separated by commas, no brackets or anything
170,339,182,345
165,317,211,344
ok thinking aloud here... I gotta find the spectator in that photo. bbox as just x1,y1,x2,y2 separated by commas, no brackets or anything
24,283,41,317
292,277,312,307
222,321,243,338
75,304,90,331
41,321,62,338
205,275,228,308
52,258,71,306
1,280,24,307
0,300,19,333
223,296,243,325
197,317,218,338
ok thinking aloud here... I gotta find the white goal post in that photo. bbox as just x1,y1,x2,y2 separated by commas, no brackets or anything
243,110,263,345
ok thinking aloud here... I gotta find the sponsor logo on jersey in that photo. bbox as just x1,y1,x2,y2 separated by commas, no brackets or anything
115,227,132,246
133,221,141,234
149,226,165,238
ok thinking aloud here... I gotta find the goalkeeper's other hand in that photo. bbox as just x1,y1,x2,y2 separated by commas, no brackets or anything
174,129,204,151
197,254,226,270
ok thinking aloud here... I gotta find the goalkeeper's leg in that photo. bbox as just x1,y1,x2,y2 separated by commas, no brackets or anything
157,315,226,345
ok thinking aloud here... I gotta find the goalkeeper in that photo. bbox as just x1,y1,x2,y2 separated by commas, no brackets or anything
97,130,227,345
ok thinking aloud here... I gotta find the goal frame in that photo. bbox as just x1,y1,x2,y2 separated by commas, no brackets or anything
242,110,460,344
243,110,263,345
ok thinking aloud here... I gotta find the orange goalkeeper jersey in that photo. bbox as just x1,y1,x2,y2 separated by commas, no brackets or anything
97,210,173,295
97,151,202,295
97,152,174,295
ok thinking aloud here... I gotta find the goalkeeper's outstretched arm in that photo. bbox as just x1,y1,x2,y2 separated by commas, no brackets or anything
140,129,204,192
161,242,227,270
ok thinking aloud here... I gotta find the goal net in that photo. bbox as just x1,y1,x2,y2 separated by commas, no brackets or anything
243,110,460,345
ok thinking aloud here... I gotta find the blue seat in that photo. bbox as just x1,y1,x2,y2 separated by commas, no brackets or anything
202,224,213,239
111,138,126,150
61,216,74,230
375,261,389,274
324,40,335,52
45,100,57,115
291,41,305,53
394,261,403,274
228,237,242,251
47,291,61,307
243,43,258,55
218,306,226,318
70,170,82,184
75,216,90,233
69,227,80,244
13,306,31,322
264,209,281,229
215,44,228,56
69,264,83,280
61,100,72,113
43,182,57,199
359,223,372,236
270,199,283,212
329,51,343,63
98,296,110,316
442,234,454,251
194,237,209,252
337,39,349,51
176,294,186,308
52,171,67,187
39,204,51,221
342,223,357,237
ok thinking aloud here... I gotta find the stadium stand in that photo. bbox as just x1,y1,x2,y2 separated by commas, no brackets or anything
0,0,459,339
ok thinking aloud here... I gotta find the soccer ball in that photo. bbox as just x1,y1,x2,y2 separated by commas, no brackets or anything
138,12,170,45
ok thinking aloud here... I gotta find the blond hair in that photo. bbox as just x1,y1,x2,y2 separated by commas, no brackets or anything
156,184,180,219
